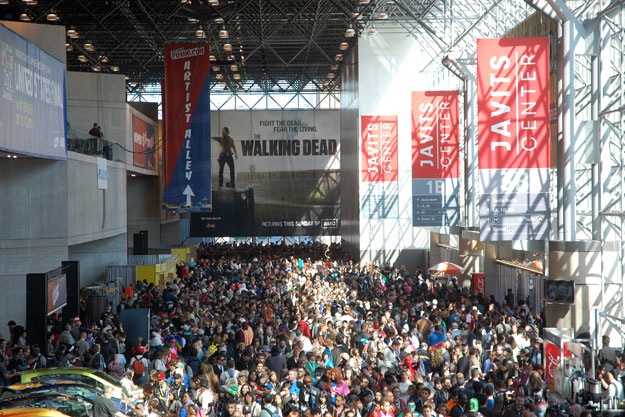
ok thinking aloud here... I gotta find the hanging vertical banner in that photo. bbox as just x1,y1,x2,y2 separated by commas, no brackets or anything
360,115,399,219
411,91,460,227
163,43,212,211
96,157,108,190
472,273,485,295
133,115,156,170
477,37,550,241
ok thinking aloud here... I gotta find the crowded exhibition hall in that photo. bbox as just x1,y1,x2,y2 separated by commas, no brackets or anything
0,0,623,417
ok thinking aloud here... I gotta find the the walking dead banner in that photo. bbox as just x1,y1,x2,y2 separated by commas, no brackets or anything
190,110,340,237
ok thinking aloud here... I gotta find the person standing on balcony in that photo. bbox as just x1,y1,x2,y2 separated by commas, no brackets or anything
89,122,104,154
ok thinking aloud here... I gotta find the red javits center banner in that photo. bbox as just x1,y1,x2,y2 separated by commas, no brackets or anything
361,115,398,183
360,116,399,219
163,44,212,211
477,37,550,241
411,91,460,227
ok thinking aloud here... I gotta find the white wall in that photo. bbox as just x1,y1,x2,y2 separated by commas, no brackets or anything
357,31,433,263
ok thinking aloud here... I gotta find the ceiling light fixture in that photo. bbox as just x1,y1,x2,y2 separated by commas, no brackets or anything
327,72,335,79
215,73,223,80
330,64,339,71
209,55,216,61
219,28,229,39
208,0,219,5
67,28,78,38
77,55,88,63
344,28,355,38
0,0,9,4
24,0,37,5
19,13,30,21
368,27,377,35
212,66,221,71
233,73,241,80
84,42,95,52
111,65,120,72
195,28,206,38
223,43,232,52
46,11,59,21
214,17,224,24
188,17,199,24
65,43,74,52
92,65,102,72
339,42,349,51
230,64,238,71
378,12,388,19
335,53,343,61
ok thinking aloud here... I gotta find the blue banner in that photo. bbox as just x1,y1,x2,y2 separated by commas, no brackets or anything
163,44,212,211
0,23,66,159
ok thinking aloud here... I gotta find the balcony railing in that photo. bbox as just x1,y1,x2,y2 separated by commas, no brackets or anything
67,128,126,163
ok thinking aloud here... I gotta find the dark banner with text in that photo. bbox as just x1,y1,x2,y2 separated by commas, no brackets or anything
163,43,212,211
477,37,550,241
189,110,340,237
411,91,460,227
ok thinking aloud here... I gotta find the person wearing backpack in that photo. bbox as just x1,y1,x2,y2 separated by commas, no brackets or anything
130,348,149,386
260,393,280,417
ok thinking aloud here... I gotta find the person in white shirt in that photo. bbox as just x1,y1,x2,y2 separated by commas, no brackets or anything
600,368,625,401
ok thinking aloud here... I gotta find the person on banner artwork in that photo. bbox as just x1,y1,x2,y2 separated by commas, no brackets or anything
212,127,238,189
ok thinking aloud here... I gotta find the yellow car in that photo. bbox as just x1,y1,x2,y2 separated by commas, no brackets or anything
0,408,71,417
19,368,122,399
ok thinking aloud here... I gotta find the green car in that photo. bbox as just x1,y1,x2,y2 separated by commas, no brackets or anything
19,368,123,399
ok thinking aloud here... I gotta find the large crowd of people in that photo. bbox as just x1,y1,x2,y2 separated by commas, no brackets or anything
1,242,605,417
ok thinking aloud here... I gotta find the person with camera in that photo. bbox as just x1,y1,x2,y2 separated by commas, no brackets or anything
501,392,525,417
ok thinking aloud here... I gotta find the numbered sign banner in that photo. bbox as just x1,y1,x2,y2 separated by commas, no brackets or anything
411,91,460,227
477,37,550,241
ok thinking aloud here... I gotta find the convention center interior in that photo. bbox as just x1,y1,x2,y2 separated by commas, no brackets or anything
0,1,624,417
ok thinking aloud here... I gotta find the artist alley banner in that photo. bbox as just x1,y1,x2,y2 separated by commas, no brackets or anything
360,115,399,219
477,37,550,241
163,43,212,211
411,91,460,227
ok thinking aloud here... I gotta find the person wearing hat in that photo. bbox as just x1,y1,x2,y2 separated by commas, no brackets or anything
70,316,82,341
196,376,216,417
265,345,287,373
152,370,172,411
130,346,150,386
170,370,188,402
